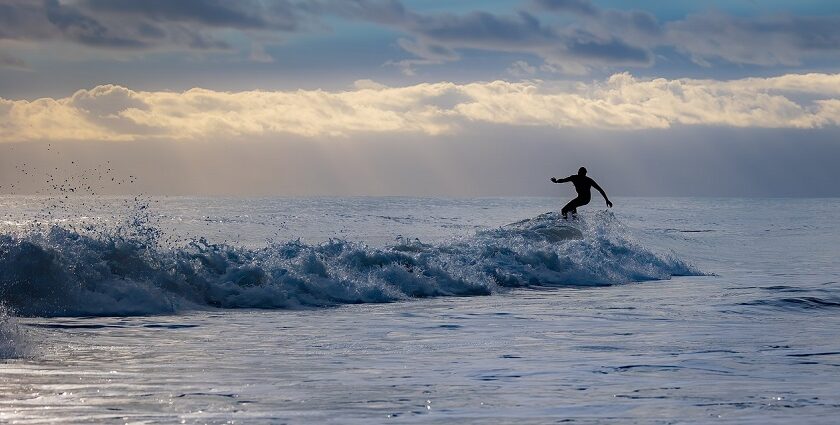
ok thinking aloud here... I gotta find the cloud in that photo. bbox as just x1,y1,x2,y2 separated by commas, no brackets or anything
507,60,537,77
0,51,26,69
0,0,60,42
532,0,599,17
350,0,838,75
44,0,149,48
354,0,659,74
665,12,840,66
79,0,307,32
2,73,840,142
0,0,153,49
533,0,840,69
2,0,839,75
0,0,317,56
367,6,654,74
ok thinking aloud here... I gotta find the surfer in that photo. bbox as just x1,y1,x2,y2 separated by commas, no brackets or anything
550,167,612,219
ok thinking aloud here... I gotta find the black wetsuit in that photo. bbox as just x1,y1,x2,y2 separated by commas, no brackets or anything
561,175,595,216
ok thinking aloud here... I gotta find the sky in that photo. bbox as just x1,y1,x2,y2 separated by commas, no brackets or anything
1,0,839,197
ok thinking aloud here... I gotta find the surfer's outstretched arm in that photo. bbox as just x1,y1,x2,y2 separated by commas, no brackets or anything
592,181,613,208
550,176,571,183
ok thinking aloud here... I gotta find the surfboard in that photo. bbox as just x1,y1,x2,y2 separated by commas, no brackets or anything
503,212,584,242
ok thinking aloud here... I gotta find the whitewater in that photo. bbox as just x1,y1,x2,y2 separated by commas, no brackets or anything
1,196,839,423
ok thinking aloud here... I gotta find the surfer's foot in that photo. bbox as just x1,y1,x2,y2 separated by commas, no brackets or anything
562,214,568,220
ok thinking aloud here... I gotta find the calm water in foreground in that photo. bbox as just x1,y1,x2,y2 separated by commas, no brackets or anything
1,197,839,424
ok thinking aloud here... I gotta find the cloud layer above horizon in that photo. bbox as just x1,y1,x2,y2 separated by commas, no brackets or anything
2,72,840,142
2,0,840,80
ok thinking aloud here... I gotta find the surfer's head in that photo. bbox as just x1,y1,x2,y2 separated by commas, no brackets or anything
578,167,587,176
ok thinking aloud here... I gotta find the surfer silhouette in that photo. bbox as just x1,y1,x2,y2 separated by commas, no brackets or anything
550,167,612,219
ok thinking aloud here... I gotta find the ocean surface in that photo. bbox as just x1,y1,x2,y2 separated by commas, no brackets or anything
1,196,839,424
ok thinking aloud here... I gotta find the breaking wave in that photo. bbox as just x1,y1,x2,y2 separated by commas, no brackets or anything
0,211,701,317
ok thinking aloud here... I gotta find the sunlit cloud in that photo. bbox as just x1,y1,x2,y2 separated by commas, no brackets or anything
2,72,840,142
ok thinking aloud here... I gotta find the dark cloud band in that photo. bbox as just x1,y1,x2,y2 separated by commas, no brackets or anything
0,0,838,74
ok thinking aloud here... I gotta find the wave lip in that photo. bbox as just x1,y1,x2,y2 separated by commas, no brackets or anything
0,211,702,317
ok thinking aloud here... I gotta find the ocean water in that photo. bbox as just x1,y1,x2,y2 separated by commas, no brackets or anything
1,196,839,424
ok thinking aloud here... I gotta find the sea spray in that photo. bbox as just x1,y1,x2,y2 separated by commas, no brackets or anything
0,303,27,359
